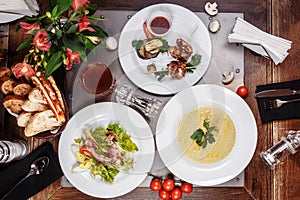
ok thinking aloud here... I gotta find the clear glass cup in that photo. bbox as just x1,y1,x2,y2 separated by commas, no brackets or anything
80,62,116,97
0,140,28,163
115,85,163,120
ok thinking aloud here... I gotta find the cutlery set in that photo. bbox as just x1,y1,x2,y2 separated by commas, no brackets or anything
255,88,300,110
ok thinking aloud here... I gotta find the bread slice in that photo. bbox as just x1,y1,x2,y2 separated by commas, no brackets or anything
2,95,26,114
22,99,49,112
0,66,12,79
31,76,65,123
0,77,16,95
48,76,65,112
13,82,32,96
28,88,47,104
17,112,33,127
24,110,62,137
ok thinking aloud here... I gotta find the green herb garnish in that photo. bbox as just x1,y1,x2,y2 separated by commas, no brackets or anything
132,39,144,50
154,68,169,81
186,54,202,73
190,120,217,148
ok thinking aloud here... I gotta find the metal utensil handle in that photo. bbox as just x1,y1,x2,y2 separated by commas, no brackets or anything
0,171,33,200
285,97,300,103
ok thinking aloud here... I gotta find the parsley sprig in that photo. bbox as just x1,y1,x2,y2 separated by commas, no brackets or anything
190,120,217,148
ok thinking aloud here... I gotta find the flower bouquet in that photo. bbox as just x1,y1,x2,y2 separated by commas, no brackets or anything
16,0,108,79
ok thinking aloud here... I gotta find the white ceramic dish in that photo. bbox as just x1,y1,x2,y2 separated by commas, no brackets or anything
156,84,257,186
118,3,211,95
58,102,155,198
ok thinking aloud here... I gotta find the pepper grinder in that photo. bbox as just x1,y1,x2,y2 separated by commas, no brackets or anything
260,130,300,169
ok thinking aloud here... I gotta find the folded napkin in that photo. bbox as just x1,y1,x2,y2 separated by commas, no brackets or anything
228,17,292,65
0,141,63,200
256,79,300,123
0,0,39,23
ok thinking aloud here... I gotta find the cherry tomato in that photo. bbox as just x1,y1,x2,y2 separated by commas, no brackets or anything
162,179,175,192
236,86,249,98
159,189,170,200
150,178,162,192
143,22,154,39
79,145,92,157
171,187,182,200
181,182,193,194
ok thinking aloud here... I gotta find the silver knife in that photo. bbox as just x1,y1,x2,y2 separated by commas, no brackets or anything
255,88,300,98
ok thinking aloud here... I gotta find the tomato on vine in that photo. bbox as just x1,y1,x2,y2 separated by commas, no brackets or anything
159,189,170,200
181,182,193,194
150,178,162,192
171,187,182,200
162,179,175,192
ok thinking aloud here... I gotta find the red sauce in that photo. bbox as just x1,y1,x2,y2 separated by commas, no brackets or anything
80,62,113,94
150,16,170,35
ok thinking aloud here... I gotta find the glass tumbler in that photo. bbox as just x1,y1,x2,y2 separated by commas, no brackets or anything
0,140,28,163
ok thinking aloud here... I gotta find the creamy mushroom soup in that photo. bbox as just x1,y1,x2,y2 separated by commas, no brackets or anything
176,106,236,164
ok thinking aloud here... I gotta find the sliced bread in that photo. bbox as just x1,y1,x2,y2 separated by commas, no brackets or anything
22,99,49,112
24,110,61,137
13,82,32,96
17,112,34,127
2,95,26,114
28,88,47,104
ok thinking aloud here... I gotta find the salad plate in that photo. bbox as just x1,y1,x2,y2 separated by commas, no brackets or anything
58,102,155,198
156,84,257,186
118,3,211,95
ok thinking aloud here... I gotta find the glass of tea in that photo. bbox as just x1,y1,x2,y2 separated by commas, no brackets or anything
147,10,172,37
80,62,116,97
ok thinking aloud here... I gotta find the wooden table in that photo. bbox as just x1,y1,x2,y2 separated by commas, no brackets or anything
2,0,300,199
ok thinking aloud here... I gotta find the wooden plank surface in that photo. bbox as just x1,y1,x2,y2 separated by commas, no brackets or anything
1,0,300,199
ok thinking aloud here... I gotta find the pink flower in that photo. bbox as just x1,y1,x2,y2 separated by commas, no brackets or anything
12,60,36,78
65,48,80,70
71,0,90,11
33,30,51,51
20,21,40,34
77,15,95,32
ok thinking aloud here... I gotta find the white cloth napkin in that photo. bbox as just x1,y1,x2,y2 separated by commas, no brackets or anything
228,17,292,65
0,0,39,24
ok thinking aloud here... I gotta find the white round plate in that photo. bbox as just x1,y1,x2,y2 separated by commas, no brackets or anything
156,84,257,186
118,4,211,95
59,102,155,198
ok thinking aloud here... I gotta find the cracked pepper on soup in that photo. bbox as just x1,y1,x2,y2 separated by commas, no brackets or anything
176,106,236,164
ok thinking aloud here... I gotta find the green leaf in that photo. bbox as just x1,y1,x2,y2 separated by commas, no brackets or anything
207,134,215,144
87,4,98,16
16,39,32,51
186,54,202,67
62,35,86,61
203,120,210,130
202,139,208,148
159,39,169,53
44,51,63,79
82,36,96,51
56,0,73,17
66,25,78,34
88,24,108,38
132,40,143,50
51,5,58,18
154,70,169,81
55,29,62,39
49,0,58,10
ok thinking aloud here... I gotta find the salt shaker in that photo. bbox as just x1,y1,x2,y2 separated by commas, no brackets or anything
260,130,300,169
0,140,28,163
115,85,163,120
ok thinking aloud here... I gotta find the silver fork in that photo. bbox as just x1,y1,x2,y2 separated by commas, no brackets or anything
265,98,300,110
